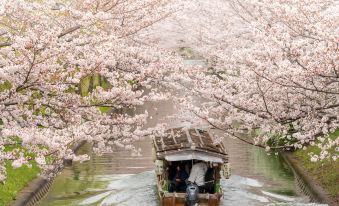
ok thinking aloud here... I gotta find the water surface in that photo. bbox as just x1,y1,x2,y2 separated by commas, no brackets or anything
37,97,325,206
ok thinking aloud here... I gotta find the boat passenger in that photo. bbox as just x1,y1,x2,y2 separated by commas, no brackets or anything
169,164,189,192
188,161,208,192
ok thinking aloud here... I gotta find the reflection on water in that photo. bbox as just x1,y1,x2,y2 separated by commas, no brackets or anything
251,148,296,197
218,145,305,206
37,139,327,206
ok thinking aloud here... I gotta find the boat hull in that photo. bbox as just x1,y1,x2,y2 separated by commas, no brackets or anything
161,192,221,206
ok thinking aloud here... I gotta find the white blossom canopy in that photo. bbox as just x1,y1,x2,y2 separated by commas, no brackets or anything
0,0,183,181
175,0,339,161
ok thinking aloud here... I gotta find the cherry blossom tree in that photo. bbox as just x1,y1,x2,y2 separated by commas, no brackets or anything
0,0,183,182
177,0,339,161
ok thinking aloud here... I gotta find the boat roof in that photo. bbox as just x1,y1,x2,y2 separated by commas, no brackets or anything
153,127,228,162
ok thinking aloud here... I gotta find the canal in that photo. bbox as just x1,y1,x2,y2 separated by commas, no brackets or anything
36,87,326,206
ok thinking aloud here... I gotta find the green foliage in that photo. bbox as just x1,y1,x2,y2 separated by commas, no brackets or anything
127,79,139,87
80,75,92,97
259,124,299,148
4,138,53,163
206,67,226,80
79,74,114,113
5,136,23,145
0,35,8,42
0,137,58,205
266,134,298,148
162,181,169,192
178,47,194,59
92,74,101,88
79,74,112,97
296,130,339,157
4,139,35,159
98,106,112,113
0,80,12,92
293,130,339,197
0,161,40,206
214,180,221,193
0,143,40,206
30,91,42,99
64,85,77,94
27,91,50,118
100,78,111,90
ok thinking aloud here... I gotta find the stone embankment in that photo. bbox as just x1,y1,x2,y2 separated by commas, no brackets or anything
11,141,86,206
282,152,338,206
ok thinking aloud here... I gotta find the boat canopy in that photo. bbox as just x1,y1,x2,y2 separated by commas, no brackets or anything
164,150,223,163
153,127,228,162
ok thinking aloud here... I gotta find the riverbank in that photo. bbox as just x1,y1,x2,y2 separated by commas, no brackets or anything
0,141,41,206
293,163,338,204
284,130,339,206
1,141,86,206
0,161,40,206
293,154,338,204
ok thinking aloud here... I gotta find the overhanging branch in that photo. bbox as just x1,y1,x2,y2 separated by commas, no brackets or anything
0,42,12,48
0,25,82,48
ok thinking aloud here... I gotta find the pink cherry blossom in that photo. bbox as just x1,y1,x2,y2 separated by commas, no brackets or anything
0,0,184,181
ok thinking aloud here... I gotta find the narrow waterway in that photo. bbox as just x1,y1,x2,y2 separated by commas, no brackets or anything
36,79,327,206
36,139,316,206
35,142,312,206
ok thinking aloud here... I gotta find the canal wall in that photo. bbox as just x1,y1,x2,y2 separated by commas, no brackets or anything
11,140,86,206
11,141,338,206
281,152,338,206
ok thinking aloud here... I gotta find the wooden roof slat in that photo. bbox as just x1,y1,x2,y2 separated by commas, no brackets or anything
153,138,160,151
157,148,228,160
153,128,228,158
190,133,200,145
160,136,165,150
171,129,177,144
195,129,204,145
185,128,193,144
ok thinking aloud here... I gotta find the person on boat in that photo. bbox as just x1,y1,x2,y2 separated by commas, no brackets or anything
188,161,208,192
169,164,189,192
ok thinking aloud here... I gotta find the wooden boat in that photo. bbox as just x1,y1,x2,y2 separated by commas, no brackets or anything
152,127,230,206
